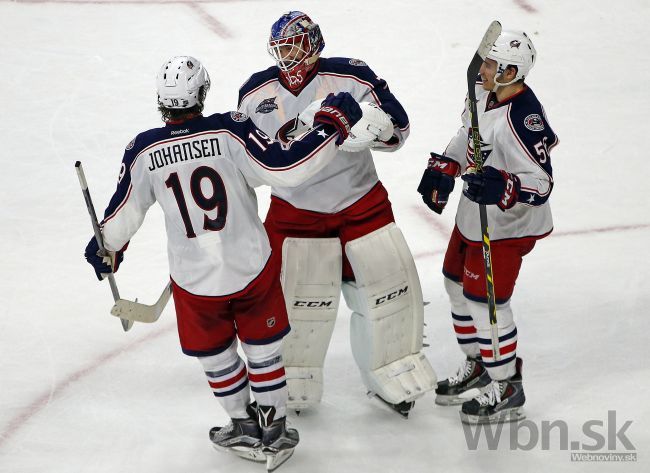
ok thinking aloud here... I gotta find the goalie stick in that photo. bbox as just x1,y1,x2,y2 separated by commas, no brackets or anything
465,21,502,361
75,161,172,327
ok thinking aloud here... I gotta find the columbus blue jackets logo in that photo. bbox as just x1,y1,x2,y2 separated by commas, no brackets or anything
349,58,367,66
524,114,545,131
230,111,248,122
256,97,279,114
125,137,135,150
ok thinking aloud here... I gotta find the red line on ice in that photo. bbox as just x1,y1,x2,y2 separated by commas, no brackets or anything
0,323,174,450
186,2,232,38
514,0,538,13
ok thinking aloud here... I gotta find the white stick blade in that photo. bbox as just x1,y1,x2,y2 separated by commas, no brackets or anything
477,21,502,60
110,283,172,323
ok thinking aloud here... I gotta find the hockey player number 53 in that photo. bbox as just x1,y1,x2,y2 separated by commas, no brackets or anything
165,166,228,238
534,137,549,163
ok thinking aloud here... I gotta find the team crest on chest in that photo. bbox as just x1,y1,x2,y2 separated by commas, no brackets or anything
524,113,545,131
256,97,279,114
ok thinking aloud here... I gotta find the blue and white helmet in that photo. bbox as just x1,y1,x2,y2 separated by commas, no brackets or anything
156,56,210,109
267,11,324,73
487,30,536,87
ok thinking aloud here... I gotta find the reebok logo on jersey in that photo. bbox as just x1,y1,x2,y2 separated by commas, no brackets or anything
464,267,480,280
125,138,135,150
524,114,545,131
170,128,190,136
256,97,279,114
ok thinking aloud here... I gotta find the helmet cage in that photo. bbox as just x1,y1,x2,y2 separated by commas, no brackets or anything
268,33,313,72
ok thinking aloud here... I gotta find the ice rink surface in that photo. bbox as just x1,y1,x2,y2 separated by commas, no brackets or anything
1,0,649,472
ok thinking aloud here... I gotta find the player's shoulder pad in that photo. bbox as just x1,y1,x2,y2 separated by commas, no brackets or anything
319,57,377,81
203,111,251,140
122,127,167,163
507,87,556,147
238,66,279,105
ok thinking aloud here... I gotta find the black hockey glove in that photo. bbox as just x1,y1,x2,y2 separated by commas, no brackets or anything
84,236,125,281
314,92,362,145
417,152,461,214
461,166,521,211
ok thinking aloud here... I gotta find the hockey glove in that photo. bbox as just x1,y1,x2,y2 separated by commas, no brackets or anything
314,92,362,145
461,166,521,211
417,152,461,214
84,236,125,281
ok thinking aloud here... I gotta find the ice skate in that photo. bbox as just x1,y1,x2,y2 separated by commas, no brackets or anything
371,392,414,419
209,403,265,462
435,356,491,406
459,357,525,424
258,405,299,472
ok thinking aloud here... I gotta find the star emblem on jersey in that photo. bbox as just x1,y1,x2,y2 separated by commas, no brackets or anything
317,129,328,139
526,194,535,204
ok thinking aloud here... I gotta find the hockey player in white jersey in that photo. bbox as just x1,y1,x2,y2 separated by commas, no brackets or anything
238,11,436,417
83,56,362,469
418,31,558,424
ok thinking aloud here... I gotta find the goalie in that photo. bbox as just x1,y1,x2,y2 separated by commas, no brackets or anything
237,11,437,417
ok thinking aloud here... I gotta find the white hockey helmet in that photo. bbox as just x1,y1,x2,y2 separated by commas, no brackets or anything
487,30,536,88
156,56,210,109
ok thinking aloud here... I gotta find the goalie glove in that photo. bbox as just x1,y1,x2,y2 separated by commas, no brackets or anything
295,100,392,152
314,92,362,145
84,236,126,281
417,152,461,214
340,102,394,152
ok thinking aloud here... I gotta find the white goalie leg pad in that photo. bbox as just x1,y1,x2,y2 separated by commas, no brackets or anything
280,237,342,410
342,223,437,404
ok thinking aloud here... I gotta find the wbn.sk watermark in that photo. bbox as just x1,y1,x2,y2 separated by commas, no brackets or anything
461,410,637,462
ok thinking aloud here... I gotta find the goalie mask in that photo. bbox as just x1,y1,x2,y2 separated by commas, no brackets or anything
268,11,324,90
157,56,210,110
487,30,536,88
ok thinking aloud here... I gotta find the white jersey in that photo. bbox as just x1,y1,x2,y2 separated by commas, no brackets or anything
238,57,410,213
101,112,340,296
444,84,558,243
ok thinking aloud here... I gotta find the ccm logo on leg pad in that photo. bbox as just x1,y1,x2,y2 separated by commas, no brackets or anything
374,286,409,306
293,300,334,308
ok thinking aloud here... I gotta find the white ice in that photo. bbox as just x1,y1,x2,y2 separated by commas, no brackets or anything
1,0,649,472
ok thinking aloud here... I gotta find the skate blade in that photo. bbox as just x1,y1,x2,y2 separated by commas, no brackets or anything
265,448,295,472
460,408,525,425
369,392,413,418
211,443,266,463
434,394,466,406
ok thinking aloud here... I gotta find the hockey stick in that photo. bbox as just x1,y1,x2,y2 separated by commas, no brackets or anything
76,161,133,332
110,281,172,323
76,162,172,327
465,21,502,361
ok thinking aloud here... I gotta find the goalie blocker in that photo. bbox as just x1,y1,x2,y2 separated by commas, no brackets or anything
280,224,436,411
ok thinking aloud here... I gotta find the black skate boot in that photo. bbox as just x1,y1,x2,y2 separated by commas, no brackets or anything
372,394,415,418
209,402,265,462
460,357,526,424
258,405,299,472
435,356,491,406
